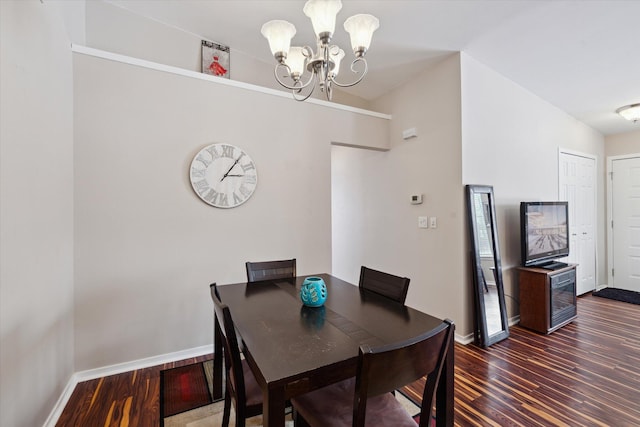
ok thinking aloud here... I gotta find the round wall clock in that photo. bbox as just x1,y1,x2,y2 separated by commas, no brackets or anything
189,143,258,208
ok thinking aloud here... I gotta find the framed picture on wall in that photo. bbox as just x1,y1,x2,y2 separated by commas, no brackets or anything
201,40,230,79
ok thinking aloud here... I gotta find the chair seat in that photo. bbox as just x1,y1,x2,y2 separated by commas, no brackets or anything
291,378,417,427
239,359,263,407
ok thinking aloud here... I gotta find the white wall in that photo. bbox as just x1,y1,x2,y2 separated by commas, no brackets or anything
84,0,372,110
333,51,609,338
461,53,606,317
0,1,75,426
332,54,468,335
605,129,640,157
73,52,389,370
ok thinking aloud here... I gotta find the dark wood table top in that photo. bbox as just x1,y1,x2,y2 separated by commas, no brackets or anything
218,274,444,385
215,273,453,426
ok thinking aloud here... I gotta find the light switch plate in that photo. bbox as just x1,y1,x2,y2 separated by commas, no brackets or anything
430,217,437,228
418,216,429,228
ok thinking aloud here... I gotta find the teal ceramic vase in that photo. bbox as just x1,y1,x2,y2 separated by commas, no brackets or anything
300,277,327,307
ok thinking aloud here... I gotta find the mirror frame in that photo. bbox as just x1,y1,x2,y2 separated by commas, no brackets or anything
465,185,509,347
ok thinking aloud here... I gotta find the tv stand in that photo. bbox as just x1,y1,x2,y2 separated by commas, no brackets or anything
538,261,568,271
517,264,577,334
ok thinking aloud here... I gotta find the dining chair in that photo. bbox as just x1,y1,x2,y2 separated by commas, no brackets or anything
245,258,296,283
210,284,264,427
359,266,410,304
291,318,454,427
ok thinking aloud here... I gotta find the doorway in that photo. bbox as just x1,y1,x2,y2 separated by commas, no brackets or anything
608,155,640,292
559,150,597,295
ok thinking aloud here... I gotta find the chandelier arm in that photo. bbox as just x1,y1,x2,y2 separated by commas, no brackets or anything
292,81,317,102
291,70,318,102
329,57,369,88
328,45,341,56
273,63,316,91
323,46,331,84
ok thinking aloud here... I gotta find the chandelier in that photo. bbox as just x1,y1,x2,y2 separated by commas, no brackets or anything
616,103,640,123
261,0,379,102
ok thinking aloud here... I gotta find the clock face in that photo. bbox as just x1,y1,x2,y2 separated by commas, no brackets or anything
189,144,258,208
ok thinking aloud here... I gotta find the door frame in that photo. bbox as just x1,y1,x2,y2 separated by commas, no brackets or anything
558,148,598,293
606,153,640,289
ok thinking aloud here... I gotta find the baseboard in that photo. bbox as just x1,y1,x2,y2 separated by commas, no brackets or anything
74,344,214,383
455,332,475,345
42,317,522,426
454,315,521,347
42,372,79,427
509,315,521,327
42,344,214,427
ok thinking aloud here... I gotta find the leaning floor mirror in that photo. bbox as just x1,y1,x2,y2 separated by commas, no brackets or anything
466,185,509,347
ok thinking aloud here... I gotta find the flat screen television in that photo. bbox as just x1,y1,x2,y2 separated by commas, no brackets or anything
520,201,569,268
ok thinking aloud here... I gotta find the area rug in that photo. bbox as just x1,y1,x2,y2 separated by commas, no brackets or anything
161,360,424,426
592,287,640,305
160,361,215,418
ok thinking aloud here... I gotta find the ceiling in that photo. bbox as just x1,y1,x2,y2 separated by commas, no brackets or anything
108,0,640,136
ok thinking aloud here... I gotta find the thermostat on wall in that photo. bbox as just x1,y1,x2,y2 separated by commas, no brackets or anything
411,194,423,205
402,127,418,140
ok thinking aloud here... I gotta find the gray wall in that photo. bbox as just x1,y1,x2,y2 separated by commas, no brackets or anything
0,1,75,426
332,54,467,333
72,52,389,370
605,129,640,157
333,51,608,338
461,53,606,320
84,0,372,110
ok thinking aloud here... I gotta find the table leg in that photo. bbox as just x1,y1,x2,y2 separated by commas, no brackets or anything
436,326,455,427
212,316,223,400
262,386,286,427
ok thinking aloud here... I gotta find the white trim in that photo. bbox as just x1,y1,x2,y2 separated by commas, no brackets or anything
557,148,597,161
43,344,213,427
558,148,598,294
70,44,392,121
455,333,474,345
74,344,214,382
595,283,608,292
509,315,521,327
606,153,640,289
454,315,520,346
42,374,78,427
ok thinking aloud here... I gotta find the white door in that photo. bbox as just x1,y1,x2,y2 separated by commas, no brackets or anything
559,152,596,295
611,157,640,292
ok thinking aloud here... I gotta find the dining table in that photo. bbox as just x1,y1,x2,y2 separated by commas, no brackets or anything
212,273,455,427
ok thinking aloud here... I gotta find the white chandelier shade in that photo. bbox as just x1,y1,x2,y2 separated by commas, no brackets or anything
287,47,307,78
303,0,342,40
616,103,640,122
261,0,379,102
260,20,297,61
344,14,380,56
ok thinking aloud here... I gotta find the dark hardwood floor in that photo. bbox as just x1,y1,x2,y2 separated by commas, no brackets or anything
55,355,212,427
56,293,640,426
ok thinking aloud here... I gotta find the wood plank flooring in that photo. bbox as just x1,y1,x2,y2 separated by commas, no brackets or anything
55,355,212,427
56,293,640,426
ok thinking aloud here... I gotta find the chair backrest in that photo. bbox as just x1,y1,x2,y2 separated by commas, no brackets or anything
353,319,454,427
210,284,248,407
246,258,296,283
359,266,410,304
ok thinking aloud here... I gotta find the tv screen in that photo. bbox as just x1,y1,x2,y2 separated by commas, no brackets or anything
520,201,569,267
